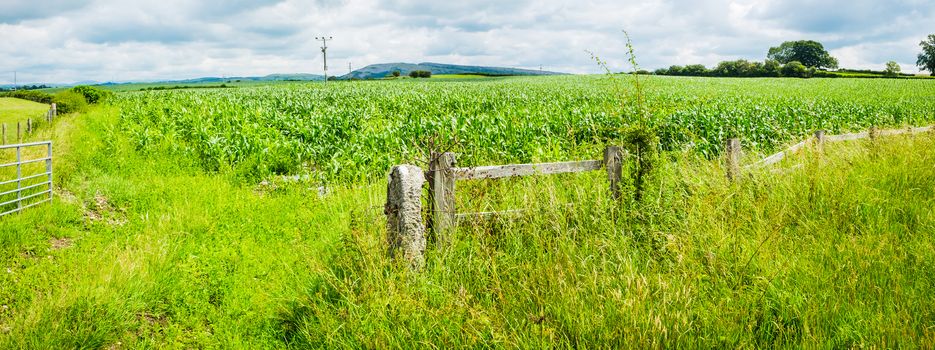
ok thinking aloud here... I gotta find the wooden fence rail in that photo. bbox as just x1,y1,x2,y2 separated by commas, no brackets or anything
386,146,625,268
386,123,932,269
428,146,626,239
739,125,933,176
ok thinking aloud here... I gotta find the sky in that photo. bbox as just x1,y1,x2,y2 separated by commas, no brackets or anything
1,0,933,84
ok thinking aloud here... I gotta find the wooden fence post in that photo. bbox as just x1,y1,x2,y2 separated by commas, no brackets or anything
51,103,57,120
1,124,5,145
429,152,456,242
814,130,825,152
17,122,21,142
27,119,32,133
385,164,426,270
603,145,623,200
725,138,741,181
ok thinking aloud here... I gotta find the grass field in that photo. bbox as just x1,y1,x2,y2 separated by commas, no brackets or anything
429,74,501,79
1,76,934,347
0,97,49,127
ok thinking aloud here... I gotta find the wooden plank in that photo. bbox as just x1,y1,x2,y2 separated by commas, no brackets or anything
754,150,785,168
453,160,602,180
428,152,456,242
825,131,869,142
785,139,809,154
910,126,933,134
455,209,525,221
769,163,804,175
748,139,809,168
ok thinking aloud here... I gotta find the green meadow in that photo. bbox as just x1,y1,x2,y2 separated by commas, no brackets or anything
0,75,934,348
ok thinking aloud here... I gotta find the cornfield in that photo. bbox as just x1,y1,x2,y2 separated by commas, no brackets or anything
113,75,935,182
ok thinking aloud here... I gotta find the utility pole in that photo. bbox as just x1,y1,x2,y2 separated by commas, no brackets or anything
12,71,16,91
315,36,332,81
348,62,352,76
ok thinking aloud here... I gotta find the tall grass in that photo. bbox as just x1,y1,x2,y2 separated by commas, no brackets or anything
1,93,933,347
280,132,935,348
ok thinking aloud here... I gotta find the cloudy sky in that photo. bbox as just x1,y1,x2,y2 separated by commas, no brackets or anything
1,0,933,84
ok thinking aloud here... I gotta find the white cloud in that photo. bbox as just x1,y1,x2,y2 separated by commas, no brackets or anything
1,0,933,84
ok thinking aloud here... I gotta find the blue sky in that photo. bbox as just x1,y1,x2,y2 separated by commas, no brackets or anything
1,0,933,83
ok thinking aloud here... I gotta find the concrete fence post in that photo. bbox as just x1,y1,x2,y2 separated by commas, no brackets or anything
725,138,741,181
603,145,624,200
51,103,57,120
385,165,427,270
428,152,456,243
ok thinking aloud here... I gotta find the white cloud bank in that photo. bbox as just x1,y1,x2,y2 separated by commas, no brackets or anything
1,0,933,83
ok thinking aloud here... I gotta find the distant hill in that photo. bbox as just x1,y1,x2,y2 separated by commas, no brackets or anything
170,73,324,84
340,62,566,80
0,73,325,89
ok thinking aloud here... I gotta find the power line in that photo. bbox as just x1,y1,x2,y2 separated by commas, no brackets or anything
315,36,332,81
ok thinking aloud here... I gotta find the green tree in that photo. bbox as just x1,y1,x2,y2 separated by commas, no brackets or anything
918,34,935,76
768,40,838,69
713,60,758,77
409,70,432,78
70,85,114,104
391,71,401,77
884,61,901,76
682,64,708,76
762,59,781,77
781,61,810,78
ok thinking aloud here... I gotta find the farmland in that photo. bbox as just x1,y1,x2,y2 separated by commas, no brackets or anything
113,75,935,182
0,98,48,126
1,75,934,348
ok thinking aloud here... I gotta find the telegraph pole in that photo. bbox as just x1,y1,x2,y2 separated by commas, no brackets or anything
12,71,16,91
348,62,352,76
315,36,332,81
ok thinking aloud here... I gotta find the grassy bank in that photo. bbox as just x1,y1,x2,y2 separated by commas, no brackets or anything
0,107,380,347
1,104,933,347
0,97,49,127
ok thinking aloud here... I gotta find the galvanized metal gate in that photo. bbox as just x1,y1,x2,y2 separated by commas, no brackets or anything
0,141,52,217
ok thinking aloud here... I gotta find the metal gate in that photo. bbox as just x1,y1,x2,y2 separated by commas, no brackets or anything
0,141,52,217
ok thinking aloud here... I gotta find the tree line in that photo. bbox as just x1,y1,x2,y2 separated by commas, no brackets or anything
0,84,51,92
654,37,935,78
